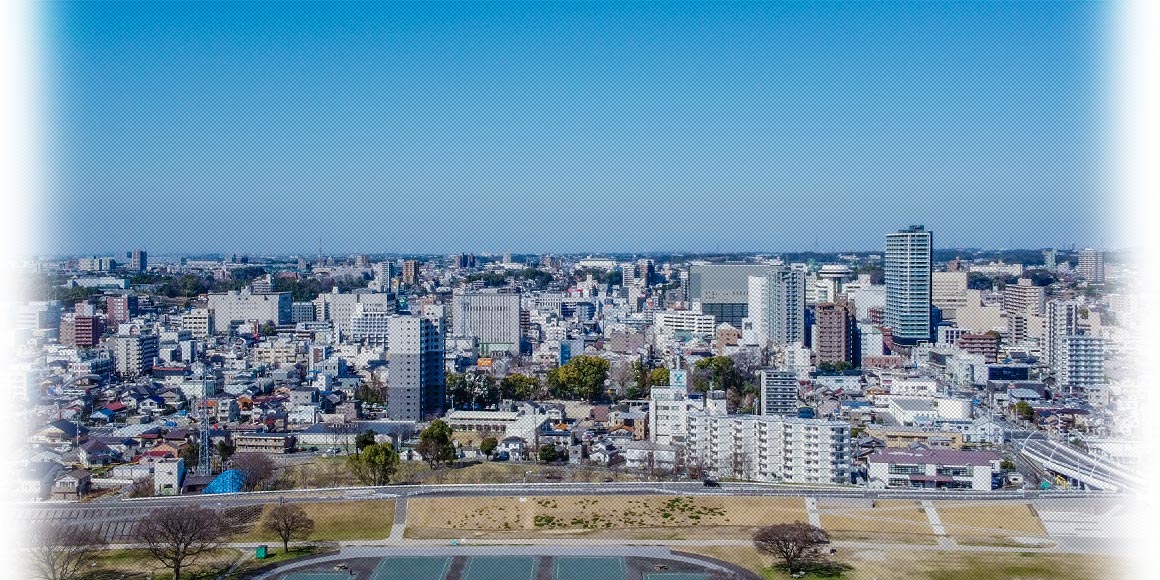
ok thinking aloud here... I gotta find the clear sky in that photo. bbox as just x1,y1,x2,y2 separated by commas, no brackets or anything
37,0,1112,256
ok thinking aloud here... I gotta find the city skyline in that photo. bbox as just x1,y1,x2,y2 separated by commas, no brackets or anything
37,1,1112,255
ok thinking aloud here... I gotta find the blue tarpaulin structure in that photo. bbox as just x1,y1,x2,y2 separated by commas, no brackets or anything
203,469,245,494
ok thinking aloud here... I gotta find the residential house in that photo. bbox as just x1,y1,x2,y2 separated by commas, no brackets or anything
78,439,120,467
623,440,681,472
51,469,92,500
30,420,89,446
19,462,64,501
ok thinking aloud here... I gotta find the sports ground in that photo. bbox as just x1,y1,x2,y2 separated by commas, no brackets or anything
277,555,726,580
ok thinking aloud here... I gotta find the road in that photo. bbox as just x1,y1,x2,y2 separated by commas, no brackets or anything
999,418,1141,492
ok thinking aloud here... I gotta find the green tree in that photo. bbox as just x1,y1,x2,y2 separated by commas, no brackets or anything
215,440,235,464
499,374,540,401
693,356,739,392
647,367,670,388
1015,400,1035,422
346,441,400,485
354,429,377,457
546,355,610,402
538,444,559,463
262,503,315,553
416,419,457,468
480,437,498,458
179,442,199,468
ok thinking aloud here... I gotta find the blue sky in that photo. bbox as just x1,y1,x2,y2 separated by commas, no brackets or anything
38,1,1111,256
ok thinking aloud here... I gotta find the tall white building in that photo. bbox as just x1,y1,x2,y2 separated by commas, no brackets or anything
111,331,159,378
1003,278,1045,316
654,310,716,336
451,290,522,355
757,369,799,416
371,261,395,291
648,385,696,446
206,289,292,334
181,309,213,339
387,314,445,421
743,266,805,347
313,289,396,337
1057,335,1105,392
1045,301,1080,367
885,226,933,345
349,303,393,345
1076,249,1105,283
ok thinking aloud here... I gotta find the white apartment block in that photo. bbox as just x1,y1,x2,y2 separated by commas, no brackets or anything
110,333,159,378
1002,278,1045,316
349,302,393,345
686,411,851,485
649,386,851,485
1057,335,1105,392
1077,249,1105,283
314,290,396,336
648,385,697,446
206,289,292,334
758,369,799,416
1045,301,1080,368
451,290,522,355
744,266,805,347
181,309,213,339
654,310,717,336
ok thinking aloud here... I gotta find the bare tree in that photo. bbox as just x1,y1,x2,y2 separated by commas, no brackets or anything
232,452,275,491
262,503,315,553
27,523,106,580
752,522,831,572
133,506,227,580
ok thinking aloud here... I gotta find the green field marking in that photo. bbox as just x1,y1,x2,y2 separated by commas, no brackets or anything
371,557,452,580
462,556,537,580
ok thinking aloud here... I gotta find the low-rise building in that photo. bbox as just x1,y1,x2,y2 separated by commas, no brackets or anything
866,447,1000,490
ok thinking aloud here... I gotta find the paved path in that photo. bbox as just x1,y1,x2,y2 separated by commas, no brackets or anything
387,497,407,543
805,497,821,527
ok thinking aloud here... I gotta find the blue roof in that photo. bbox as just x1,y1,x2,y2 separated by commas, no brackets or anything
203,469,245,494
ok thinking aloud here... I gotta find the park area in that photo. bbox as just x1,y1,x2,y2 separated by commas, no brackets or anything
404,495,810,540
682,546,1124,580
227,499,396,543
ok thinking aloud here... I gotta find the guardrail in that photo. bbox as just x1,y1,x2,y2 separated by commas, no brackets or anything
18,478,1123,508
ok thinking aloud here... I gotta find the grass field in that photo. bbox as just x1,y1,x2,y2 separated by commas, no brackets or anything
679,546,1124,580
817,499,936,540
92,548,242,579
230,500,394,543
934,502,1047,538
404,495,809,540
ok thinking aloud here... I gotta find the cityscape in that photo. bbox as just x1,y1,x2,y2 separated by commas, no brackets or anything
8,1,1151,580
12,232,1139,579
